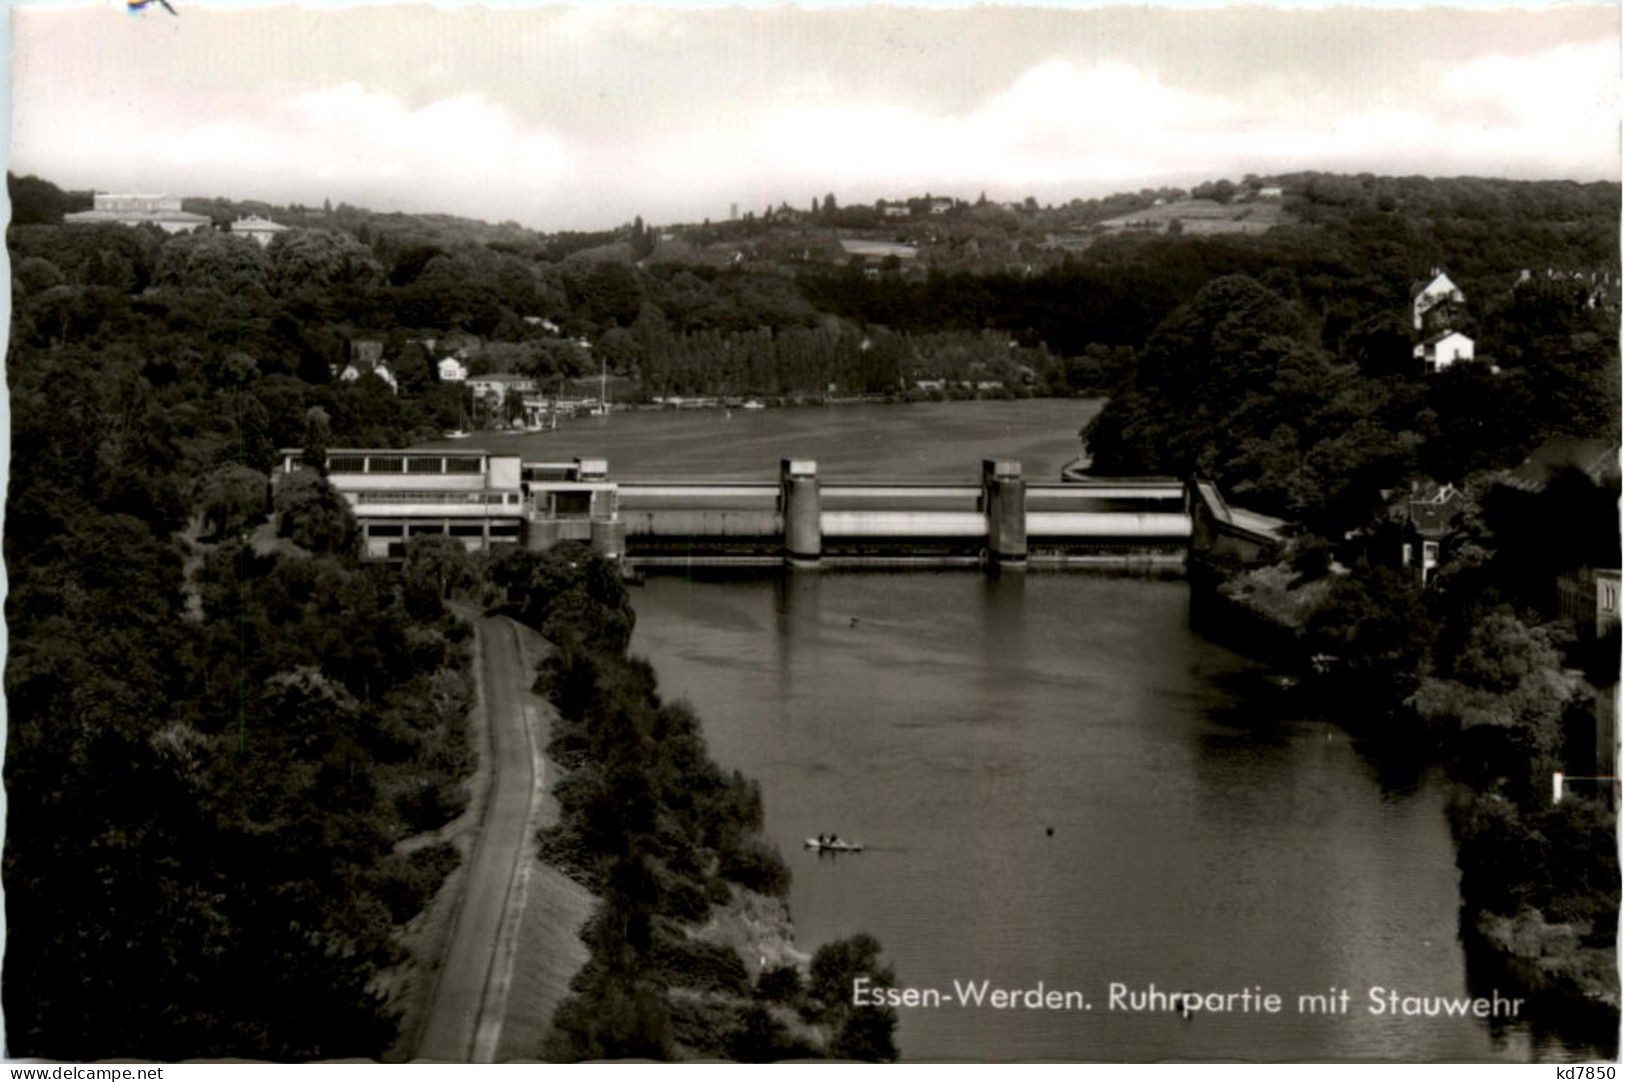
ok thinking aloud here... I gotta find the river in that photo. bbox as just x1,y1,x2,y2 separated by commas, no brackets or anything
439,398,1098,480
477,401,1602,1061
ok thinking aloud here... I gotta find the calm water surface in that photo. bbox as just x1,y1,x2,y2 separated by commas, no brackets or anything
490,401,1598,1061
441,399,1099,480
631,572,1593,1062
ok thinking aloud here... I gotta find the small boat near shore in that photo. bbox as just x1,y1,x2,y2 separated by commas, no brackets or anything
804,837,864,853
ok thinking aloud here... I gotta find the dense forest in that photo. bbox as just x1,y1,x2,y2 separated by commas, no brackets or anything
1068,183,1620,1015
1099,266,1621,1007
5,168,1618,1055
5,367,476,1056
13,172,1616,415
483,547,897,1060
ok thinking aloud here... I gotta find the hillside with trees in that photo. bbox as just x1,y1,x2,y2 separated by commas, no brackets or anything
5,167,1617,1055
479,547,897,1061
10,171,1615,414
1073,184,1619,1024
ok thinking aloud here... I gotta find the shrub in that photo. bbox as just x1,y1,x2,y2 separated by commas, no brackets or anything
198,463,269,540
719,837,791,897
374,843,460,923
647,934,751,997
755,964,802,1005
274,471,359,556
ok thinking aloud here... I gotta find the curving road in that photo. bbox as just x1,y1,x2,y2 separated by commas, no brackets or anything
417,615,542,1062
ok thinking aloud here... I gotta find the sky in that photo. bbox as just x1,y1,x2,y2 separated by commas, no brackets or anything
9,3,1621,231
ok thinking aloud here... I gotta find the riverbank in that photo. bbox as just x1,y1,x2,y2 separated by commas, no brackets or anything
486,618,841,1061
1470,906,1620,1013
627,569,1547,1060
1188,557,1619,1039
485,546,898,1061
492,620,596,1061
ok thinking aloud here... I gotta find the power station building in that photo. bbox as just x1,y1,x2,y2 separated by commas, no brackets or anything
275,449,1191,568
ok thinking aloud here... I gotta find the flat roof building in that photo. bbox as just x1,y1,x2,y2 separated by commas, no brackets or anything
274,450,626,561
276,448,527,560
65,192,212,234
231,214,289,246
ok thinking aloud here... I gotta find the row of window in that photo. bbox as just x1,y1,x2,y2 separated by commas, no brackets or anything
365,522,522,538
328,455,484,475
352,491,520,505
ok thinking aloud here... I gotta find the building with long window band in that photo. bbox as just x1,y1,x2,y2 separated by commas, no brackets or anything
278,449,538,560
276,448,1190,568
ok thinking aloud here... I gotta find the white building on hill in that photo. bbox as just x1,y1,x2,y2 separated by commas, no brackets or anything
1411,269,1465,331
1414,329,1475,374
64,192,212,234
231,214,289,246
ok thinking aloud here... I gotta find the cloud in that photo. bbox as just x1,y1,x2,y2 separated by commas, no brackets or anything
172,84,573,204
10,7,1618,227
16,80,574,220
728,44,1618,203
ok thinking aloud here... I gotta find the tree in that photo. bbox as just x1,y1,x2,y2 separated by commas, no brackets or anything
807,934,898,1062
1304,568,1434,720
7,172,91,224
273,471,358,556
15,255,65,293
401,535,478,605
1343,311,1415,378
630,215,656,260
302,406,331,472
198,463,268,540
564,261,646,329
1410,614,1583,800
394,340,433,393
153,231,270,295
1193,178,1238,203
266,228,383,294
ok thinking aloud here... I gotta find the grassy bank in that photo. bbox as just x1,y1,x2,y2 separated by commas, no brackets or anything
1191,550,1619,1035
484,545,900,1061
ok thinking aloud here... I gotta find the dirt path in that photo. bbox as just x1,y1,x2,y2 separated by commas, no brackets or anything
493,624,594,1061
417,615,544,1062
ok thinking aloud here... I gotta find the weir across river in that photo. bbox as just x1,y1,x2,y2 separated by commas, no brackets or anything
275,449,1283,569
605,460,1189,568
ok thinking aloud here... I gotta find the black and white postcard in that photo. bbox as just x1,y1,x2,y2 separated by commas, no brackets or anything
4,0,1620,1066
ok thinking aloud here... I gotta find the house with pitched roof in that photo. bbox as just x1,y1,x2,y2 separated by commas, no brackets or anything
1411,268,1465,332
338,338,396,392
1410,268,1474,373
1398,481,1465,587
1414,329,1475,373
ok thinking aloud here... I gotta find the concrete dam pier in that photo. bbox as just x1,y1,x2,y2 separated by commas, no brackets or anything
547,458,1190,569
275,450,1194,570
